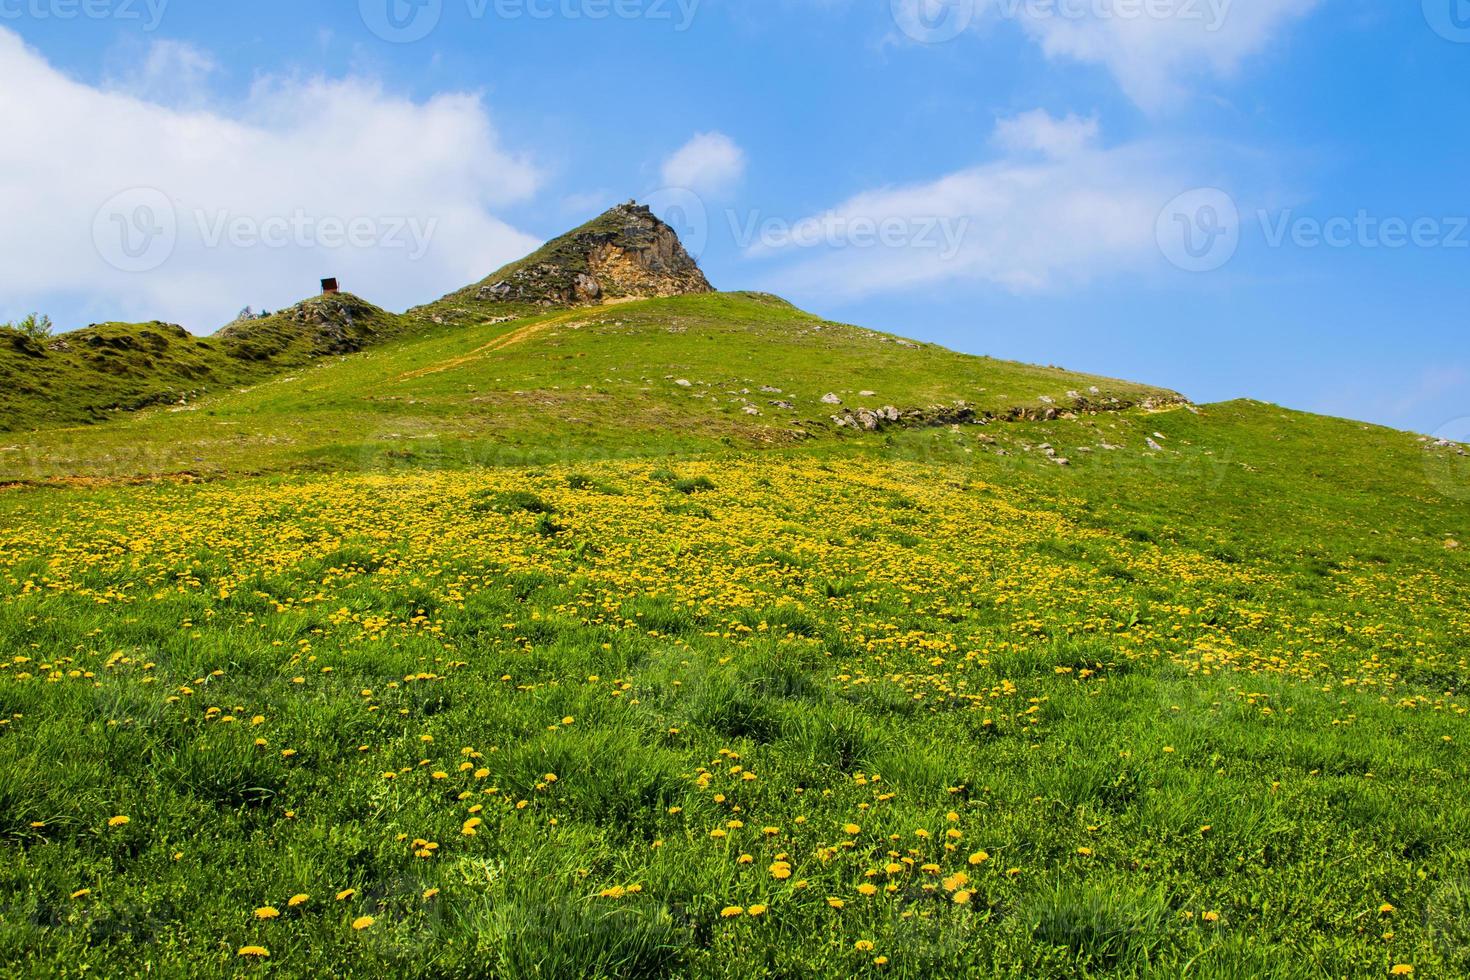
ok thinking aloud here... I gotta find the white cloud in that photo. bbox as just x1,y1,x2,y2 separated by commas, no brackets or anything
1013,0,1322,111
0,28,543,333
660,131,746,196
889,0,1321,111
103,39,219,108
747,110,1198,298
992,109,1098,158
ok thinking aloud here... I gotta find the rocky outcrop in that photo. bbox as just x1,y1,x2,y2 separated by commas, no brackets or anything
443,202,714,312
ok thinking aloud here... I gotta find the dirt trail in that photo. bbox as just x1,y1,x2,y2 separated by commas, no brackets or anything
393,312,581,383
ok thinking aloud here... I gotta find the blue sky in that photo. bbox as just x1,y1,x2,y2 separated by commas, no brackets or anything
1,1,1467,434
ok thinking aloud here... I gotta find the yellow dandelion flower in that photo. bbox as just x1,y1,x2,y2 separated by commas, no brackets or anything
953,890,973,904
70,888,91,900
1390,967,1414,976
287,894,309,908
423,888,440,900
747,904,767,917
827,897,845,909
352,916,375,930
107,815,130,828
854,940,875,952
968,851,989,865
857,883,878,897
1379,903,1396,915
237,946,269,958
843,823,861,835
254,906,280,920
336,889,356,901
1202,911,1220,923
720,906,744,918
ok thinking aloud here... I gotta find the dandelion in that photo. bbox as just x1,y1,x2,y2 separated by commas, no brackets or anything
854,940,875,952
857,883,878,897
953,890,972,904
968,851,989,865
70,888,91,900
720,906,744,918
107,815,130,828
747,904,767,917
1379,903,1395,915
237,946,270,958
844,823,861,835
423,888,440,900
827,897,845,909
336,889,356,901
288,894,309,908
1201,911,1220,922
254,907,280,920
1390,967,1414,976
352,916,375,930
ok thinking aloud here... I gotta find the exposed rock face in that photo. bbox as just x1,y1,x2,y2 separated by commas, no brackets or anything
461,202,714,309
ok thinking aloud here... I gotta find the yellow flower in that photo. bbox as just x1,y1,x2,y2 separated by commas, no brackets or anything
770,862,792,880
1390,967,1414,976
1202,911,1220,923
857,883,878,897
854,940,875,952
747,904,767,917
826,897,845,909
352,916,375,930
107,815,130,828
70,889,91,900
254,906,280,920
561,716,575,726
843,823,861,835
953,890,972,904
1379,903,1395,915
720,906,744,918
968,851,989,865
288,894,309,908
1077,847,1093,857
237,946,270,958
423,888,440,900
336,889,356,901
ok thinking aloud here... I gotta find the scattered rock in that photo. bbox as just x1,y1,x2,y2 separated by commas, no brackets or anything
674,379,692,388
1146,438,1164,452
821,393,843,405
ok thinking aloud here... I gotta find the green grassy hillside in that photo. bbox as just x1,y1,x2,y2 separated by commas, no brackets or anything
0,403,1466,977
2,208,1468,978
1,292,1179,483
0,294,410,435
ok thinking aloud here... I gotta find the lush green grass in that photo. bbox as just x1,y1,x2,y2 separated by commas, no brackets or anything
0,430,1466,977
1,292,1177,482
0,294,410,435
1,289,1467,977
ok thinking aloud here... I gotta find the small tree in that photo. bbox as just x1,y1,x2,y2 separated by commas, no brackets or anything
3,313,53,340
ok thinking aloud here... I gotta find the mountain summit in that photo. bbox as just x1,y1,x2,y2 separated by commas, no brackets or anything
421,202,713,323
